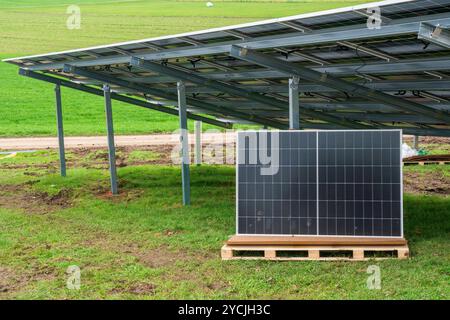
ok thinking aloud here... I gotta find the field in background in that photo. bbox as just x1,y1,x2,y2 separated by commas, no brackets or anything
0,0,371,137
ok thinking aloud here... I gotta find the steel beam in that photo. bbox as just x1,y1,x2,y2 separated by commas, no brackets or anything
23,12,450,71
124,57,450,84
230,46,450,125
19,69,230,129
194,121,202,166
63,65,286,129
130,57,369,129
418,22,450,49
177,81,190,205
289,76,300,129
54,84,66,177
130,79,450,95
103,84,118,195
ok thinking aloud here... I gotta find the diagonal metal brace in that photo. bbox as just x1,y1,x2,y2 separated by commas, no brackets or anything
230,46,450,125
130,57,369,129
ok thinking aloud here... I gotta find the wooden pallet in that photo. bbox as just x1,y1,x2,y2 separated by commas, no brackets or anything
221,236,409,261
403,161,449,166
221,245,409,261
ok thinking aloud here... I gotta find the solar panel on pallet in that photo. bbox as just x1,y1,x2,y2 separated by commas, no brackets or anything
236,130,403,237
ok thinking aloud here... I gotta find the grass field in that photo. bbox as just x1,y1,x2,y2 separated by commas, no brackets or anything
0,0,372,137
0,148,449,299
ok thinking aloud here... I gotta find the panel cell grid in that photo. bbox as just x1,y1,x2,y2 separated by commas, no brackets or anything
237,130,402,237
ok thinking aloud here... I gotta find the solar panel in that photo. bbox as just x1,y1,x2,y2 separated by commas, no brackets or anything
237,130,403,237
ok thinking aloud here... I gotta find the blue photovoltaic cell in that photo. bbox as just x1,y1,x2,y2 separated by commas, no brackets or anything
237,130,402,237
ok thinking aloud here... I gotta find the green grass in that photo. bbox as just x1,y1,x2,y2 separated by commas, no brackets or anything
0,150,449,299
128,150,160,162
0,0,372,137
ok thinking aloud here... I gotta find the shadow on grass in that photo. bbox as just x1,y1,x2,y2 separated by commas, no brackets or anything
403,194,450,241
119,165,235,189
34,165,449,246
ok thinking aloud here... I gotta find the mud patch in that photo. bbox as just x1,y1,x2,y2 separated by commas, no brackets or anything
0,184,72,214
69,145,173,168
403,170,450,196
111,282,156,295
0,267,22,295
91,183,145,203
134,245,191,268
0,264,58,297
403,136,450,145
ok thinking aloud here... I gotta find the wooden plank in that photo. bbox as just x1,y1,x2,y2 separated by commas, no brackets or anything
227,235,407,246
225,245,407,251
308,250,320,259
353,249,365,260
397,248,409,260
221,245,234,260
264,250,277,259
404,161,449,166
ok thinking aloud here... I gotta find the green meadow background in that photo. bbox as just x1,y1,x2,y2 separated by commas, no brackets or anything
0,0,372,136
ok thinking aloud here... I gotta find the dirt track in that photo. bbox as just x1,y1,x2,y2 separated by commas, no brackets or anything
0,133,235,151
1,134,448,151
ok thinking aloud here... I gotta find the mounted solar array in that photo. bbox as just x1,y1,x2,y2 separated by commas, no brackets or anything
3,0,450,199
4,0,450,137
237,130,402,237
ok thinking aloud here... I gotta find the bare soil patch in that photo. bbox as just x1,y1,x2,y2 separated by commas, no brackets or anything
70,145,174,168
110,281,156,295
0,267,22,296
0,184,72,214
0,264,58,297
403,170,450,196
403,136,450,145
133,245,193,268
91,183,145,203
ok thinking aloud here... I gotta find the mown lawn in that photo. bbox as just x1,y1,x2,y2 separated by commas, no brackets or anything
0,0,372,137
0,149,448,299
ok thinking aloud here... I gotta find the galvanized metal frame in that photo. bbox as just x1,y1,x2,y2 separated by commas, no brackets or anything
4,0,450,144
121,57,450,84
288,77,300,129
103,84,118,195
11,12,450,71
63,65,287,129
418,22,450,49
54,84,66,177
19,69,231,128
129,57,368,129
229,46,450,125
194,121,202,166
177,81,191,205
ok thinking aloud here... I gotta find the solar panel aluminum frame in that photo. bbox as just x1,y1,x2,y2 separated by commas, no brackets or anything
236,129,404,239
